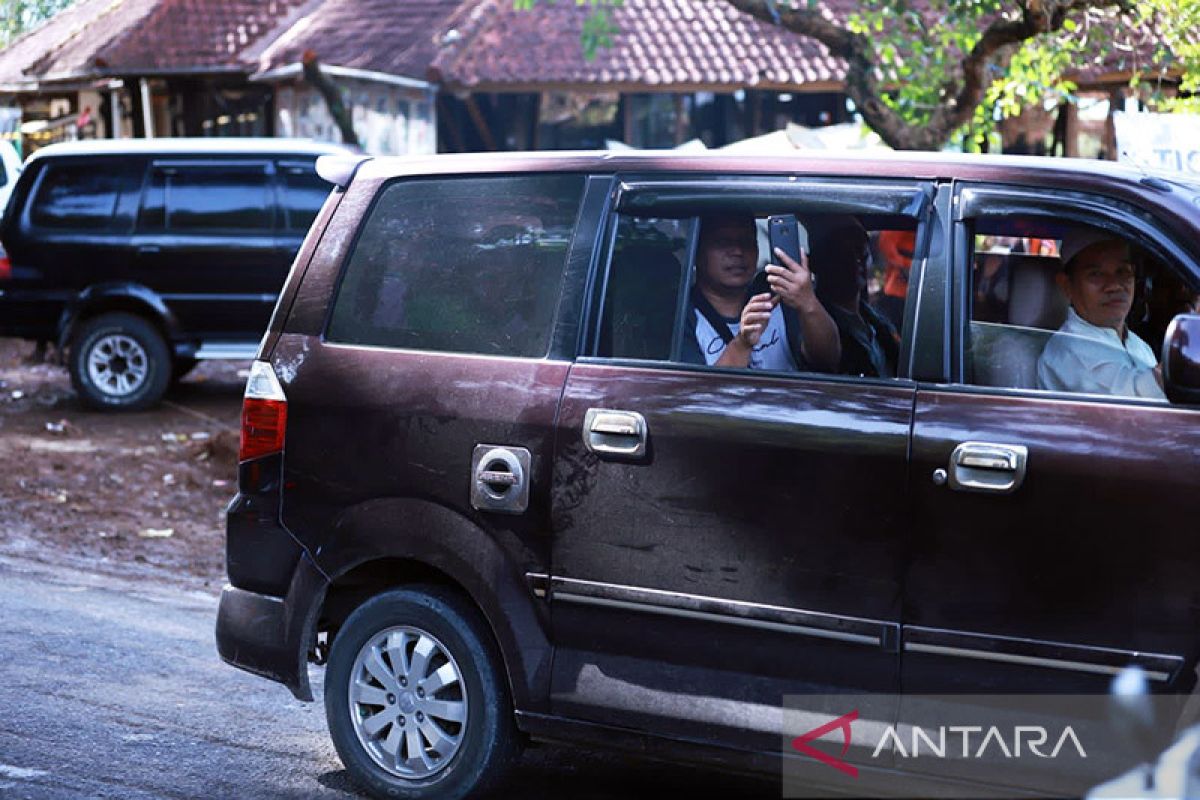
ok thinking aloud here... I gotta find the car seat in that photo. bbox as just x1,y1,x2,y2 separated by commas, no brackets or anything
969,255,1067,389
598,244,684,360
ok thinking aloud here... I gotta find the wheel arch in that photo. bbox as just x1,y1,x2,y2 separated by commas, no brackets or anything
57,283,180,351
312,497,553,715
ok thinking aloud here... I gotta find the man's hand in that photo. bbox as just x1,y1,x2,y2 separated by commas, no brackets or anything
766,247,820,314
715,292,777,368
766,246,841,371
735,292,778,348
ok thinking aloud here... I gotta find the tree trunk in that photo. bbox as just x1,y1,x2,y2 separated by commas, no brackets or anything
301,50,359,149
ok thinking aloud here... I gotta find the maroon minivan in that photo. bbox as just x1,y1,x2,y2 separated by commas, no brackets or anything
216,151,1200,799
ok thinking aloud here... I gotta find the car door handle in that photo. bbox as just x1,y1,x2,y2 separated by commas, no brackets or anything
583,408,647,459
947,442,1028,494
137,245,162,254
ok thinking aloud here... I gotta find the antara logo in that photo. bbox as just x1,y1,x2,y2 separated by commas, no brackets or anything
791,710,860,778
874,725,1087,760
790,711,1087,778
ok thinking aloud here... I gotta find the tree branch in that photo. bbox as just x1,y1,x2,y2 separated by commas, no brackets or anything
724,0,1126,150
724,0,917,148
926,1,1125,144
301,50,360,149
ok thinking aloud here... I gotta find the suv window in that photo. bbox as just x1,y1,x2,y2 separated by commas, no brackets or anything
597,216,692,361
595,209,914,380
327,174,586,357
30,160,139,229
279,161,329,232
964,217,1197,402
140,163,273,232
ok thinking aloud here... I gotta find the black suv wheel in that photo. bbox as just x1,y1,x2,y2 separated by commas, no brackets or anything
324,586,520,800
69,312,172,411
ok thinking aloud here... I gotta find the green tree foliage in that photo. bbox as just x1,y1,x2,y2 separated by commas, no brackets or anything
842,0,1096,150
1136,0,1200,111
514,0,624,58
524,0,1199,150
0,0,76,48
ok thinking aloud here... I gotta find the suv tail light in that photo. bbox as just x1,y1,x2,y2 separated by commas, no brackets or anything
240,361,287,462
0,253,11,281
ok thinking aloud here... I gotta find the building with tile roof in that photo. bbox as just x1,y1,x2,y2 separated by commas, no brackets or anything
429,0,848,93
421,0,856,151
0,0,1186,156
0,0,315,146
247,0,461,155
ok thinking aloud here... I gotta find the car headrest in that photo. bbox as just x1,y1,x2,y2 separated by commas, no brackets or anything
1007,255,1067,330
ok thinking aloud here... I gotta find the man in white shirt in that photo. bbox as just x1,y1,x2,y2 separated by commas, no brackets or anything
1036,230,1166,400
683,214,840,372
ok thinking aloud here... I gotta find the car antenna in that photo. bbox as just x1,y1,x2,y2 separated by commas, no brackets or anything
1123,146,1173,192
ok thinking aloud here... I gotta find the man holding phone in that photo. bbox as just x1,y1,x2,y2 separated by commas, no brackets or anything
683,213,840,372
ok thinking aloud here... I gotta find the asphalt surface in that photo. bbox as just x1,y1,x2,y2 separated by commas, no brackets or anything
0,554,775,799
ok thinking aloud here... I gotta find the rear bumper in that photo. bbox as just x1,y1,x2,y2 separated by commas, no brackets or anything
0,289,61,340
215,551,328,701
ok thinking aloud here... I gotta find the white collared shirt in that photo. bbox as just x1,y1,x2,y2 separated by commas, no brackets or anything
1036,307,1166,400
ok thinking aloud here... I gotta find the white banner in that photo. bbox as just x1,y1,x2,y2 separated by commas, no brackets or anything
1113,111,1200,175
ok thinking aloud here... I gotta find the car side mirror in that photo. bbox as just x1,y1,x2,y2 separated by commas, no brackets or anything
1163,313,1200,405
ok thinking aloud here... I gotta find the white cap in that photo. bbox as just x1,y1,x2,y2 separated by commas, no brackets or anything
1059,227,1125,268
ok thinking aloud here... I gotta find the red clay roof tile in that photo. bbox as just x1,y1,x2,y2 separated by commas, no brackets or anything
0,0,1186,95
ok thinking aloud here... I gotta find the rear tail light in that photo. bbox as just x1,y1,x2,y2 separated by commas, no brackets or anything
239,360,287,462
0,254,11,281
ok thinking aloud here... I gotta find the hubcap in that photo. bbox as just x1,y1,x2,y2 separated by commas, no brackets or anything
348,626,468,779
86,334,149,397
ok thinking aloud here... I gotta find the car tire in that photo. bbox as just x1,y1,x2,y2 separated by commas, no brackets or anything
69,312,172,412
324,586,520,800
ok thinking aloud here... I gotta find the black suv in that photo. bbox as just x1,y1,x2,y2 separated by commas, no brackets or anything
217,151,1200,799
0,138,349,410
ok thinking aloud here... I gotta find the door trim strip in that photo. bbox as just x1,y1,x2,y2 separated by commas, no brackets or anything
543,574,893,649
904,626,1182,683
556,593,881,646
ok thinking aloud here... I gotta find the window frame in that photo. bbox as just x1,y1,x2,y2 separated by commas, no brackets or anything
943,180,1200,407
577,173,935,387
26,158,129,231
277,159,329,233
319,171,594,360
139,159,277,235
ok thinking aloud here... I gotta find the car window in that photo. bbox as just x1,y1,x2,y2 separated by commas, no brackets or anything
140,164,273,233
963,218,1196,403
594,208,916,381
326,174,586,357
279,161,329,232
30,160,140,229
597,216,692,361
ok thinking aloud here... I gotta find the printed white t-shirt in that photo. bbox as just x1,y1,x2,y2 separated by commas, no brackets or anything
693,305,798,371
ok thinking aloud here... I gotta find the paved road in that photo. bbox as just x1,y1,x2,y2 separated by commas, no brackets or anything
0,555,774,799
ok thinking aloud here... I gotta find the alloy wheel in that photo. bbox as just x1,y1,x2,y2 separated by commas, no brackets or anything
86,334,149,397
347,625,469,779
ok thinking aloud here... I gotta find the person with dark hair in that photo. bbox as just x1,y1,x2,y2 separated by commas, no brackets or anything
1036,229,1165,400
807,216,899,378
682,214,840,372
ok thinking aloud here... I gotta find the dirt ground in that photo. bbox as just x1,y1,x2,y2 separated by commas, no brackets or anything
0,338,245,588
